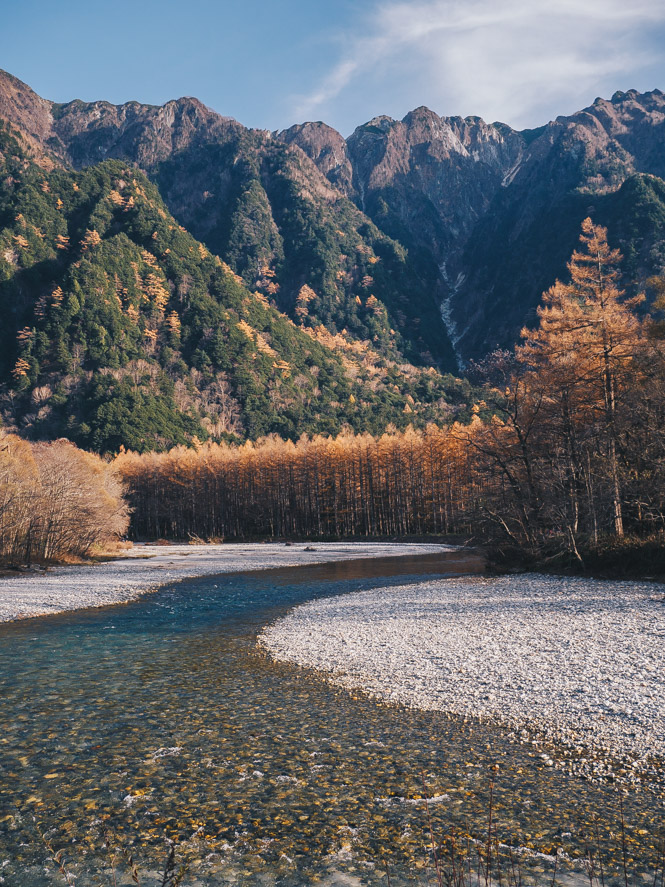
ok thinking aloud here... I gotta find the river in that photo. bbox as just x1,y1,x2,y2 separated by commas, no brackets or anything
0,551,661,886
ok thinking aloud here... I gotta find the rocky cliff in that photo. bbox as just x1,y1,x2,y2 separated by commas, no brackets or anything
2,69,664,368
0,70,456,370
279,89,665,361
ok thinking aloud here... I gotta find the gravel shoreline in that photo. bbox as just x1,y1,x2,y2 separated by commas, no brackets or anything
260,573,665,790
0,541,450,623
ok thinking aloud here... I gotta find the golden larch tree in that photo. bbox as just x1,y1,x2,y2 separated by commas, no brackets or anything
517,218,643,537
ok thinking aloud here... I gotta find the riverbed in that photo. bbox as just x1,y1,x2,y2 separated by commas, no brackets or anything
0,541,451,622
261,574,665,789
0,550,662,886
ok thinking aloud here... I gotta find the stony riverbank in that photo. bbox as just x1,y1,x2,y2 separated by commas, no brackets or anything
260,573,665,791
0,541,453,623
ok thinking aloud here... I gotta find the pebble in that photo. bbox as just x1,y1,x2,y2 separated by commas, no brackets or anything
260,573,665,788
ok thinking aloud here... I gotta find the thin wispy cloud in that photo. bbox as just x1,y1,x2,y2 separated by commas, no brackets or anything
292,0,665,129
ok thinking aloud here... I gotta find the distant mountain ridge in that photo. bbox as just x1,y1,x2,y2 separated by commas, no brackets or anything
1,70,664,374
280,89,665,359
282,107,523,262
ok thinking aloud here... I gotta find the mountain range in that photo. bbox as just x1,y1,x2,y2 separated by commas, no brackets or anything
1,69,664,450
282,91,665,360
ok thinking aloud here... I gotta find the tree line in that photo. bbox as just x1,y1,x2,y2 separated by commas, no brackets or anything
115,221,665,560
2,220,662,563
0,435,129,565
115,425,480,540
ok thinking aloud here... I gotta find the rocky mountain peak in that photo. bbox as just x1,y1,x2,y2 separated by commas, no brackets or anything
0,70,248,171
47,93,243,169
342,104,524,266
0,69,56,163
358,115,397,133
278,120,353,195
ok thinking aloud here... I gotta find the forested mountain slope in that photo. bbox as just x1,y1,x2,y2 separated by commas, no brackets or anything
0,123,467,452
0,70,456,369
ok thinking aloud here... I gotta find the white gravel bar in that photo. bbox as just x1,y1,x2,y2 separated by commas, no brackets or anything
261,574,665,781
0,541,451,623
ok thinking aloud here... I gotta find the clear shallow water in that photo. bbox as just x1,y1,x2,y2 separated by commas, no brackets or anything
0,554,662,886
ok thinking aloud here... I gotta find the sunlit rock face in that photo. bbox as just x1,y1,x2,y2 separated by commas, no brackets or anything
0,71,458,368
279,120,355,196
2,68,665,365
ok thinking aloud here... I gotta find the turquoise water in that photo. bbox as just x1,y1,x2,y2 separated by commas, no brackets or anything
0,555,662,886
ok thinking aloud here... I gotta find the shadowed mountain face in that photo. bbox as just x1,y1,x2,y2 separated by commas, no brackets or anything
279,90,665,361
1,70,665,370
448,89,665,357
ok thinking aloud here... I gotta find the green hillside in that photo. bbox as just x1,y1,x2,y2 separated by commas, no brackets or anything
0,123,469,452
153,133,455,369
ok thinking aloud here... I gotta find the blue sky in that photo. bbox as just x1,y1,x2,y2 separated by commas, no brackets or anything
3,0,665,135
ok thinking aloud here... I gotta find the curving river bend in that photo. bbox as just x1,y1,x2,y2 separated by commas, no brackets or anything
0,551,662,886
